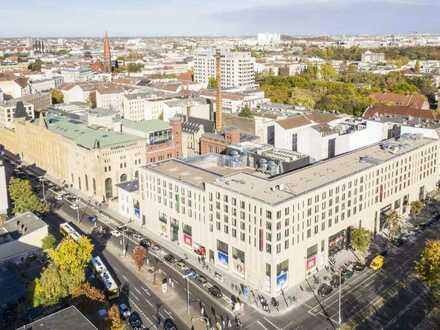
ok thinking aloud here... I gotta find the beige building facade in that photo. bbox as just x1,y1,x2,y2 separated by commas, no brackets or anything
139,135,439,296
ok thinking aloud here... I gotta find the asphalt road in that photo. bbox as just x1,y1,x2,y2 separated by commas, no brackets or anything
4,154,439,330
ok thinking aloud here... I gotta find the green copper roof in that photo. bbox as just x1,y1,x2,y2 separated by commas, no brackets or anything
46,117,142,149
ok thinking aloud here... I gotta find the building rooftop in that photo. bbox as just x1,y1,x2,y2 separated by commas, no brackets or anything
146,134,436,205
45,114,142,149
1,212,46,243
18,306,97,330
120,119,170,133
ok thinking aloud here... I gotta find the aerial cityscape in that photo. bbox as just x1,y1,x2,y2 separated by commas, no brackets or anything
0,1,439,330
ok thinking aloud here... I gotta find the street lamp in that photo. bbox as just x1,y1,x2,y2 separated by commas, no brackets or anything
40,177,46,201
338,269,342,328
182,270,195,316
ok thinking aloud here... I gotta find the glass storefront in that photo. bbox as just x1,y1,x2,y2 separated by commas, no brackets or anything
276,260,289,290
232,247,245,277
217,240,229,268
328,229,346,256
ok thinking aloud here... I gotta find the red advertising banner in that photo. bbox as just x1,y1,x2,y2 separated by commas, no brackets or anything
183,233,192,246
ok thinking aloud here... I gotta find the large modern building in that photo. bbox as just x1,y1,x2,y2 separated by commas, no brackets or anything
193,49,256,89
0,100,34,128
138,133,439,296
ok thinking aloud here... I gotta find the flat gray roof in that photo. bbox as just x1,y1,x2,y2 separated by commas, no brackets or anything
146,134,436,205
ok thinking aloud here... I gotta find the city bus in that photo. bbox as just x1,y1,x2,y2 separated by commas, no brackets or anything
91,256,119,299
59,222,82,243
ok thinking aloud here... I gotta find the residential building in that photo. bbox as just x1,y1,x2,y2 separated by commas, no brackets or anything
0,100,34,128
96,84,125,112
363,104,439,121
117,180,140,224
181,116,215,157
0,212,48,264
138,133,439,296
361,51,385,63
193,49,256,89
200,89,268,113
60,67,93,83
0,72,30,98
257,33,281,46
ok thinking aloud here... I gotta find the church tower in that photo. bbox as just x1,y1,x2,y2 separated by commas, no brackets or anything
103,32,112,73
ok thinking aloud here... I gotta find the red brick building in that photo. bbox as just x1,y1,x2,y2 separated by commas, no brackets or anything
200,127,241,154
146,117,182,162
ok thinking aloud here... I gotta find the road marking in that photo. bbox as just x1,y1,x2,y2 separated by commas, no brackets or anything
129,298,157,330
132,293,140,301
163,309,174,320
142,286,151,296
122,274,129,282
263,317,282,330
256,320,270,330
133,287,142,295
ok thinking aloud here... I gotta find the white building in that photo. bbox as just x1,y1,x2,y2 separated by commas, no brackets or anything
193,49,256,89
138,133,439,296
60,67,93,83
0,160,8,215
96,85,125,113
361,51,385,64
117,180,141,225
257,33,281,46
0,100,35,128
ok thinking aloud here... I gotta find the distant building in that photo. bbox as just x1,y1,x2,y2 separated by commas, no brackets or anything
193,49,256,89
0,212,48,264
0,160,7,216
370,92,430,110
361,51,385,64
0,100,35,128
60,67,93,83
0,72,30,98
117,180,140,224
95,84,125,112
200,127,257,155
257,33,281,46
363,104,439,122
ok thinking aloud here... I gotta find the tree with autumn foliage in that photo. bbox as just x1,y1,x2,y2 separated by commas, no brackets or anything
415,240,440,302
108,304,126,330
132,245,147,271
8,177,49,215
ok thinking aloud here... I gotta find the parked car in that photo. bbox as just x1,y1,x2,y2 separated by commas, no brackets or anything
353,262,366,272
111,230,121,238
341,269,354,279
140,239,151,249
164,254,176,264
370,255,384,271
163,318,178,330
128,312,143,330
214,271,224,282
151,245,160,252
132,233,143,242
119,303,131,319
176,260,188,271
196,275,208,286
330,274,345,288
317,283,333,297
208,285,223,298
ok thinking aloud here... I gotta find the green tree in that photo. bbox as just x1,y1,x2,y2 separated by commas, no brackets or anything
351,228,371,255
410,200,424,220
8,177,49,215
126,63,144,73
414,60,421,73
42,234,57,251
50,89,64,104
33,264,68,307
320,63,337,81
387,211,401,240
415,240,440,302
289,88,316,110
208,77,218,89
238,105,254,118
28,59,42,72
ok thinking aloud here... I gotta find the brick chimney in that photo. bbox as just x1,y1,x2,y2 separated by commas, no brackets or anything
169,117,182,156
215,49,223,132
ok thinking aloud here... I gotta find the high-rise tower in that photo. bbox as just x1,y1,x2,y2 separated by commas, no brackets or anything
103,32,112,73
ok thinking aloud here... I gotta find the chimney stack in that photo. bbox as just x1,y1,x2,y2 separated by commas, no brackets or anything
215,49,223,132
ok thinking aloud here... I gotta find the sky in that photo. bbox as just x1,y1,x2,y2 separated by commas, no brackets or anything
1,0,439,37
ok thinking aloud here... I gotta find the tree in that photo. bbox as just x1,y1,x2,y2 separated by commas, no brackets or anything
108,304,125,330
289,88,316,110
72,283,105,303
48,236,93,294
320,63,337,81
415,240,440,302
8,177,49,215
351,228,371,255
387,211,401,240
126,63,144,73
42,234,57,251
238,105,254,118
51,89,64,104
33,264,68,307
208,77,218,89
28,59,42,72
410,200,424,220
132,245,147,271
414,60,421,73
